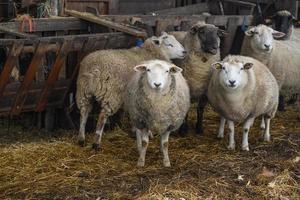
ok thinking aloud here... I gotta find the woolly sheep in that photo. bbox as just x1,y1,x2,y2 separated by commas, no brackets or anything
76,32,186,150
241,24,300,119
125,60,190,167
170,22,226,135
267,10,297,40
207,55,279,151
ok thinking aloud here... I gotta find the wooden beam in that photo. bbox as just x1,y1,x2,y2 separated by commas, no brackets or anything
65,9,148,38
35,40,73,112
148,3,209,15
0,26,37,38
10,42,49,116
0,41,24,100
0,17,87,33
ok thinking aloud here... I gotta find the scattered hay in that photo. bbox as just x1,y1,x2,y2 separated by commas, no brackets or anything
0,105,299,199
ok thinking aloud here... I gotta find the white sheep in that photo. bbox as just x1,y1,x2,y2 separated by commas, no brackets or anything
76,32,186,150
125,60,190,167
241,24,300,119
170,22,226,135
207,55,279,151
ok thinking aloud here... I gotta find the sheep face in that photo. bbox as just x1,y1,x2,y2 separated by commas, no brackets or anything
134,60,182,90
267,10,296,36
212,61,253,91
190,24,225,55
152,32,186,59
245,25,285,53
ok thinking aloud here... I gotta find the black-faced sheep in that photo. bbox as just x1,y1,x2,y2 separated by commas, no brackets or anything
125,60,190,167
207,55,279,151
76,32,186,150
170,21,226,135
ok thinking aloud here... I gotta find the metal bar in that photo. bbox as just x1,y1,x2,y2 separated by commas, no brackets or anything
0,41,24,100
10,42,49,116
35,39,73,112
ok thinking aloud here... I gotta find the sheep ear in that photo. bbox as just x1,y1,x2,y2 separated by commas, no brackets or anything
190,26,198,35
134,65,147,72
245,27,256,36
272,30,285,39
151,36,161,46
212,62,223,70
264,18,273,25
218,29,227,37
243,63,253,70
170,65,182,74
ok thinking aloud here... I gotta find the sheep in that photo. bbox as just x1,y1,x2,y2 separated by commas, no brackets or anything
76,32,186,150
267,10,298,41
207,55,279,151
241,24,300,119
125,60,190,167
170,21,226,135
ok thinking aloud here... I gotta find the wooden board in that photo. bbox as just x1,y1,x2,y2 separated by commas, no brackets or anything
149,3,209,15
65,9,148,38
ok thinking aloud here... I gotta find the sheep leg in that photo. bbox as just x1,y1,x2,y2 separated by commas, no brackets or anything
136,129,149,167
227,120,235,150
160,131,171,167
178,114,189,136
195,95,207,135
217,117,226,138
264,117,271,142
78,103,92,146
278,95,285,111
242,118,254,151
92,111,107,151
260,116,265,130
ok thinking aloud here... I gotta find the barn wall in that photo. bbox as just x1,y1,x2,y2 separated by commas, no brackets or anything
118,0,176,14
65,0,109,15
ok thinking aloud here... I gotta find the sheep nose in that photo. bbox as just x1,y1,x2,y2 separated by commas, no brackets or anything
264,44,270,48
182,50,187,55
229,80,236,85
154,83,161,88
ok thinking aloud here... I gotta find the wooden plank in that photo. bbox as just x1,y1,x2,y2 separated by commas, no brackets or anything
65,9,147,38
35,40,73,112
149,3,209,15
105,15,253,27
0,41,24,100
0,17,87,33
10,42,49,116
0,26,37,38
221,17,240,59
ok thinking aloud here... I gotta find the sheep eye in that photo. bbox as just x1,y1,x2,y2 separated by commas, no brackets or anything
166,44,174,47
166,70,169,73
146,69,150,72
222,67,225,70
241,68,244,70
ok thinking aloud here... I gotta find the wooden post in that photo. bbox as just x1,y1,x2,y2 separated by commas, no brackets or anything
221,17,240,59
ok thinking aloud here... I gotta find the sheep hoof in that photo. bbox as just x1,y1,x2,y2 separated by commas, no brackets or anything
78,140,85,147
195,123,204,135
242,145,249,151
217,133,224,139
163,160,171,167
178,123,189,137
227,143,235,150
264,136,270,142
92,143,101,151
137,159,145,167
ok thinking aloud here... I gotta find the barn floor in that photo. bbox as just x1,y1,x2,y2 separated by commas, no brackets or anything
0,105,299,199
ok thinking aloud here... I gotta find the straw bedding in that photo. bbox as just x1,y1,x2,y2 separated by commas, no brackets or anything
0,105,299,199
